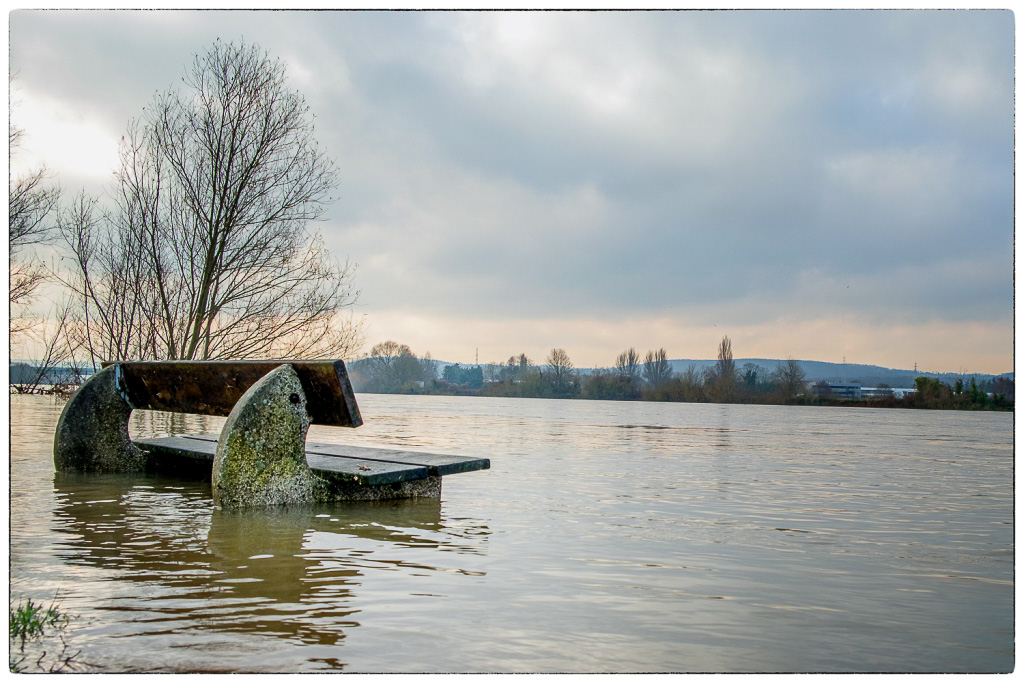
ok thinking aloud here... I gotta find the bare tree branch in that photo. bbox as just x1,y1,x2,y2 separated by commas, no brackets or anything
56,39,362,363
10,115,61,334
642,348,672,387
615,347,641,379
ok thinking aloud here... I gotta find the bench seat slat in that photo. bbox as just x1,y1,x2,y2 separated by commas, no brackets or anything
303,454,428,485
305,443,490,476
134,436,218,461
133,436,431,486
177,433,490,476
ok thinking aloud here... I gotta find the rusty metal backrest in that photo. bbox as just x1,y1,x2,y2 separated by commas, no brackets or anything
100,360,362,428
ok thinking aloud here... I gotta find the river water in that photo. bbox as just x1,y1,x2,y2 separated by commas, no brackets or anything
8,393,1014,673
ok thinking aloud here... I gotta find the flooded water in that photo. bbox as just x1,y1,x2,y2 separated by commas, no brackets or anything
8,393,1014,672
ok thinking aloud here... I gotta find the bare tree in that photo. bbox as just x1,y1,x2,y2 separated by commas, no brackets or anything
546,347,577,396
481,361,504,383
57,40,361,365
420,351,439,381
10,118,61,336
363,340,423,392
9,300,88,396
642,348,672,387
58,193,162,363
615,347,641,379
8,110,81,389
678,364,705,401
715,335,735,381
772,357,806,400
501,353,533,380
704,335,737,401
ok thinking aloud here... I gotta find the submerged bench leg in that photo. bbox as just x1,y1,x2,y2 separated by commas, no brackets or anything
53,365,146,472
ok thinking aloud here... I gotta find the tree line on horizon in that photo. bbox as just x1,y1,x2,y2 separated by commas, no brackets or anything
350,335,810,405
907,376,1013,410
349,336,1013,411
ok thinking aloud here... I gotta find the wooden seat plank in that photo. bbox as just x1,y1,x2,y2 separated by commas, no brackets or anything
134,435,217,462
133,436,430,486
304,453,428,486
177,434,490,477
304,443,490,477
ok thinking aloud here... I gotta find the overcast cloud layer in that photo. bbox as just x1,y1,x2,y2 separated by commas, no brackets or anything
9,10,1014,373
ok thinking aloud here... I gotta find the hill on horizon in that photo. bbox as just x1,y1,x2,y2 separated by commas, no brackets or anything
654,358,1010,388
437,357,1011,388
14,358,1007,391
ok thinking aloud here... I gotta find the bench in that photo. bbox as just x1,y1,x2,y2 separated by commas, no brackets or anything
52,360,489,509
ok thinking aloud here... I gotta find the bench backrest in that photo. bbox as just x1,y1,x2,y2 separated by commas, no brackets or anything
100,360,362,427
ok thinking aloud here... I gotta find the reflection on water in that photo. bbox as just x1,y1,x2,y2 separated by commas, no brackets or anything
13,397,492,672
9,394,1014,673
49,470,486,669
128,408,225,440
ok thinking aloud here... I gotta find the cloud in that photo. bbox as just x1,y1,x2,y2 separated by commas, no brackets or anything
9,87,121,191
7,9,1013,371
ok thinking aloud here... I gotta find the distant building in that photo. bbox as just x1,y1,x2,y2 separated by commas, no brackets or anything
814,381,862,399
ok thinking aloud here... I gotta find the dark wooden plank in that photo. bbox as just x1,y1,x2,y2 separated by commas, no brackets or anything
135,435,216,461
103,360,362,427
132,435,428,486
304,453,427,486
179,434,490,477
304,443,490,477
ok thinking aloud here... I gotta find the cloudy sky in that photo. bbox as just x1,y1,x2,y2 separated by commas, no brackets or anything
9,9,1014,373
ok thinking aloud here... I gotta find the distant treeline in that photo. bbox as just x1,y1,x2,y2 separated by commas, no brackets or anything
8,362,95,399
349,338,1013,411
895,376,1013,411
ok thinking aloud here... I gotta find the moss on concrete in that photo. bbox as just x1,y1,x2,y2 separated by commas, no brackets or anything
53,365,145,473
212,364,444,508
212,364,325,508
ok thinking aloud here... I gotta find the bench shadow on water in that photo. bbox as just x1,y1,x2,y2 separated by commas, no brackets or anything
39,407,491,672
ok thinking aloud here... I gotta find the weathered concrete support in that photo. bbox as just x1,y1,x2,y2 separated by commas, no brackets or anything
211,364,443,509
53,365,146,473
212,364,325,508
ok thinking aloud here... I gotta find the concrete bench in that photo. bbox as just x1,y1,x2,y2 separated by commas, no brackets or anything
52,360,489,509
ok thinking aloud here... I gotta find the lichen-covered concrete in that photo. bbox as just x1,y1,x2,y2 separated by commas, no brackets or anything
53,365,146,472
212,364,326,508
212,364,443,508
